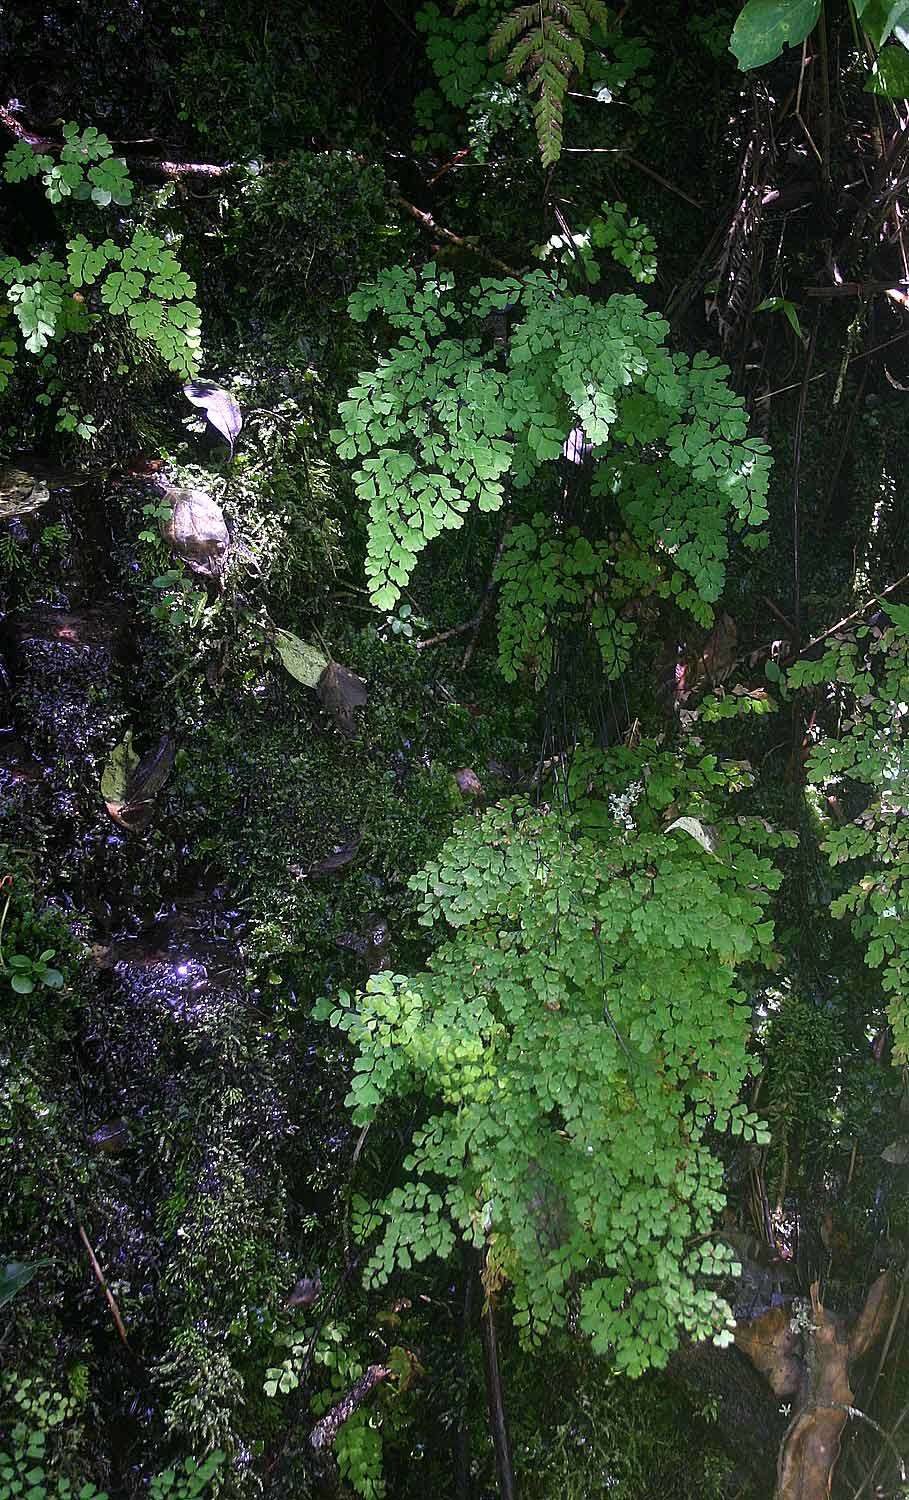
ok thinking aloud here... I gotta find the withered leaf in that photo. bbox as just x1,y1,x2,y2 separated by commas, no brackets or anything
664,815,720,858
317,662,368,736
701,611,738,685
161,486,229,577
308,834,362,877
102,733,175,832
455,767,484,798
100,732,140,809
183,379,243,457
88,1118,129,1154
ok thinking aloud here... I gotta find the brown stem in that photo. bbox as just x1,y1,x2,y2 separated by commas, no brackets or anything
391,192,520,275
480,1257,516,1500
0,104,229,178
77,1223,130,1347
416,520,512,664
796,569,909,658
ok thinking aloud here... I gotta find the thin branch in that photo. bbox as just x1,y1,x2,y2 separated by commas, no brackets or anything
805,279,909,297
797,570,909,657
792,315,819,654
561,147,703,208
415,521,512,662
0,103,229,179
754,328,909,404
392,191,520,275
480,1263,516,1500
77,1223,130,1347
309,1365,391,1452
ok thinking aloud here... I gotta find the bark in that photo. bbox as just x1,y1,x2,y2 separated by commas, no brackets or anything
309,1365,390,1453
733,1273,894,1500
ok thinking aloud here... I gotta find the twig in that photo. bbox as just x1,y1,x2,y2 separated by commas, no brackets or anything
755,328,909,403
805,279,909,296
462,521,513,669
861,1272,906,1414
561,148,703,208
761,595,796,635
817,359,868,531
791,315,819,658
77,1223,129,1346
415,618,478,650
416,520,512,664
0,103,229,179
392,191,520,275
851,1400,909,1500
797,570,909,657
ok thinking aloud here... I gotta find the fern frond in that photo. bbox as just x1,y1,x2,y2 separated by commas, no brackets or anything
486,0,596,165
505,34,544,79
558,1,592,40
547,27,586,72
489,4,538,58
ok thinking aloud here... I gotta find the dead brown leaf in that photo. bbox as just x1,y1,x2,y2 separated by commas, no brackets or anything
317,662,368,735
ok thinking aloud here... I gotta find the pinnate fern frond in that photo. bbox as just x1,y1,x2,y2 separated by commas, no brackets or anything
487,0,609,166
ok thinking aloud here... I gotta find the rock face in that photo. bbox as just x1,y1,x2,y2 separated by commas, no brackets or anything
160,486,229,577
0,467,50,519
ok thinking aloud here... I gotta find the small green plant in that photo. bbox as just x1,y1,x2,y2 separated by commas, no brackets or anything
788,602,909,1060
265,1322,386,1498
150,568,211,629
731,0,909,100
381,603,426,640
0,127,202,401
0,1427,106,1500
139,500,174,546
3,123,133,207
315,746,791,1376
148,1452,226,1499
3,951,64,996
536,200,657,288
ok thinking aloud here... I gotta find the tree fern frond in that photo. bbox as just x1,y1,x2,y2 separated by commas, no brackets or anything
578,0,610,25
558,1,592,40
486,0,598,165
547,27,586,73
489,4,539,58
505,33,545,79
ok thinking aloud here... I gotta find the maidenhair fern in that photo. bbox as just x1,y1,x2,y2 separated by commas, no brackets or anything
0,125,202,402
315,745,790,1376
788,605,909,1060
333,262,770,681
3,122,133,208
536,200,658,287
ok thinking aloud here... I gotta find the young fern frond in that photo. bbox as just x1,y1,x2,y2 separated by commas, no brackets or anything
487,0,609,165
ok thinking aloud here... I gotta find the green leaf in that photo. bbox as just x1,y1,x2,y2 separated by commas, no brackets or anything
882,599,909,632
274,629,330,688
100,730,140,807
862,0,909,47
0,1258,50,1308
11,973,34,993
865,43,909,94
730,0,822,70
